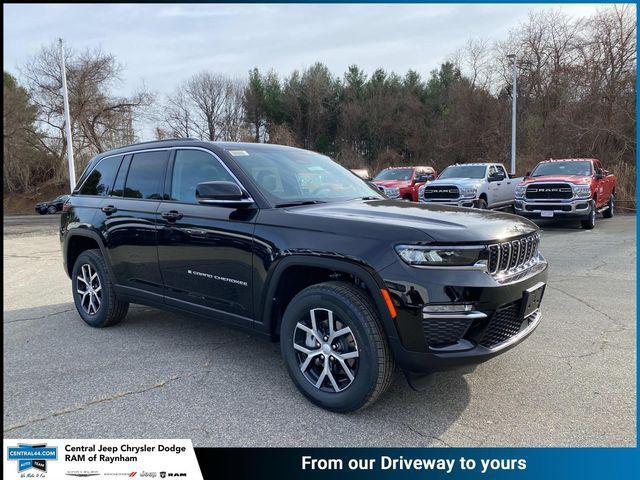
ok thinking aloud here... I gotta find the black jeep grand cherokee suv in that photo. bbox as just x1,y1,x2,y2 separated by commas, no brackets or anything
61,139,547,412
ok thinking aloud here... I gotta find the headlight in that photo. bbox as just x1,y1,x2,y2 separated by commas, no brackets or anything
395,245,486,267
573,184,591,198
515,185,526,198
418,185,425,195
460,187,477,198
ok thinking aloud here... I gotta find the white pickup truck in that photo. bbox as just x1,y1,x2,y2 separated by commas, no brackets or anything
418,163,522,209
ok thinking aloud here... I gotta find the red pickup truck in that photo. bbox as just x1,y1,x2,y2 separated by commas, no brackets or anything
371,166,436,201
514,158,616,229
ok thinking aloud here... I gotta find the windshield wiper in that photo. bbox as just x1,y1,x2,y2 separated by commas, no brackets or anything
274,200,327,208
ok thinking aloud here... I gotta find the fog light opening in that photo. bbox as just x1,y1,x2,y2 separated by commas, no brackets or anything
423,303,474,314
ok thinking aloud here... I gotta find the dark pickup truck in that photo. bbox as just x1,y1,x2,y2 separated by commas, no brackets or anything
60,139,548,412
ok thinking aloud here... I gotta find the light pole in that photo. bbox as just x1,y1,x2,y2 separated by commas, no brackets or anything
507,54,517,176
59,38,76,191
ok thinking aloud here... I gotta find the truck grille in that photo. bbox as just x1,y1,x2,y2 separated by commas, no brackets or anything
423,185,459,200
422,318,472,348
487,233,540,276
525,183,573,200
478,302,523,348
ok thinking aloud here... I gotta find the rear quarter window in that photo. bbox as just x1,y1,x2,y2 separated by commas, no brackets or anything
78,155,123,196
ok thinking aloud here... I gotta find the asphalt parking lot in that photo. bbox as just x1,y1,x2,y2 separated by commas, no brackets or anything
3,213,636,447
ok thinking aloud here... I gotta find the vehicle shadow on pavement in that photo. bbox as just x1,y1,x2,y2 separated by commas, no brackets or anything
4,302,471,446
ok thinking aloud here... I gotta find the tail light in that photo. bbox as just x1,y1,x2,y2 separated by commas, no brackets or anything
62,199,71,212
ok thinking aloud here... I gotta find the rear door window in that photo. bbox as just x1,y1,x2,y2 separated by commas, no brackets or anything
78,155,123,196
124,151,169,200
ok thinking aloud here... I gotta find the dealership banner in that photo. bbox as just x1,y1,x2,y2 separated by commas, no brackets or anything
4,442,640,479
3,439,202,479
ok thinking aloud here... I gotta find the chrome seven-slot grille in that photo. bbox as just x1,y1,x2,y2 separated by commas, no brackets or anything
423,185,460,200
525,183,573,200
488,233,540,276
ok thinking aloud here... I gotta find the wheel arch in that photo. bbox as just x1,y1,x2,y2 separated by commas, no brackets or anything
64,229,111,278
261,256,398,342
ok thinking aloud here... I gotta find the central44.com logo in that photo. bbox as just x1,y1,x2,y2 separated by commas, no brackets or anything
6,444,58,474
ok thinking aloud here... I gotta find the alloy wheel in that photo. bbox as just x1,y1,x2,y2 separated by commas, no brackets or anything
293,308,359,393
76,263,102,315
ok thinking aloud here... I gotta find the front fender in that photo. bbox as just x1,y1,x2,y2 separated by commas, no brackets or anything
259,254,400,344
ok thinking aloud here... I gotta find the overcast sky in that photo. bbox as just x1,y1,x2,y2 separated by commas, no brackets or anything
4,3,606,96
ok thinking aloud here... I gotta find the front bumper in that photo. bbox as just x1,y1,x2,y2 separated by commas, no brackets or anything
514,197,591,219
379,256,548,373
419,197,476,208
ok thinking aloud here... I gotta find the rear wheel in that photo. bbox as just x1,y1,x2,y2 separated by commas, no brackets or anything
280,281,394,412
603,194,615,219
72,249,129,327
581,200,596,229
47,205,57,214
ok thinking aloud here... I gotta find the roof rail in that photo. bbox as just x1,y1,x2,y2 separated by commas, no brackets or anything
127,138,200,147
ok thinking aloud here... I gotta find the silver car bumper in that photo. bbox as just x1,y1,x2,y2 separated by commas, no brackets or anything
419,198,476,208
514,198,592,217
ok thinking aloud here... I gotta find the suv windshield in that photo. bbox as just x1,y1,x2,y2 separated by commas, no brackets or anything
438,165,486,179
531,161,592,177
228,146,383,204
373,168,413,181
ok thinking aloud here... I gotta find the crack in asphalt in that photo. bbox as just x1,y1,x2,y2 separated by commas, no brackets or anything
4,308,76,324
546,284,626,326
402,423,453,447
4,250,61,260
3,345,230,435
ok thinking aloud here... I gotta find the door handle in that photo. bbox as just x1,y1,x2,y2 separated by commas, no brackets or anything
101,205,117,215
161,210,184,222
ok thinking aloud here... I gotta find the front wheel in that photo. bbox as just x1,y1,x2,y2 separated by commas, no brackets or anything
47,205,57,214
72,249,129,327
476,198,488,209
581,200,596,229
280,281,394,412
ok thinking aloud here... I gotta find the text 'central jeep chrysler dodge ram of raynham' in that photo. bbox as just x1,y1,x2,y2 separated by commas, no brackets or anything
60,140,547,412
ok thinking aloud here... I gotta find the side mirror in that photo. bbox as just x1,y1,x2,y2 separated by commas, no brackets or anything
595,169,604,180
525,171,531,177
196,181,253,208
489,173,505,182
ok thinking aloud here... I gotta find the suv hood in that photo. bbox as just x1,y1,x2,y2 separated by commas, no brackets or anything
287,199,537,243
427,178,483,188
520,174,592,185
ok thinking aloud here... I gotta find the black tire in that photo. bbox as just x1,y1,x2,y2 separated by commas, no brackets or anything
71,249,129,327
603,194,614,219
581,200,596,230
280,281,394,413
47,205,57,214
402,194,413,202
476,198,488,209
